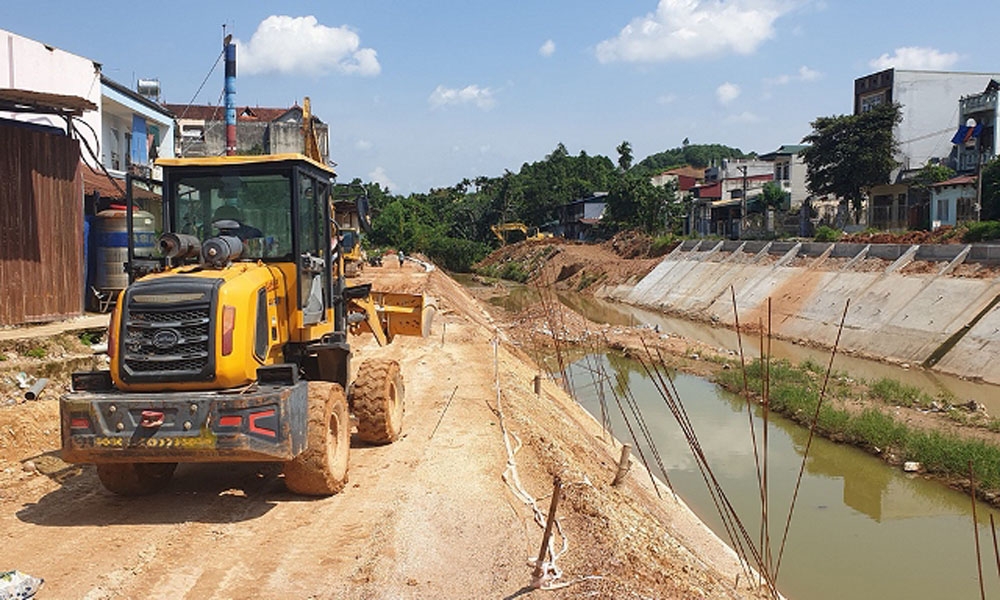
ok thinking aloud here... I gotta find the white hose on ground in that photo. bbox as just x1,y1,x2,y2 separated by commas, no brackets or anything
493,334,606,591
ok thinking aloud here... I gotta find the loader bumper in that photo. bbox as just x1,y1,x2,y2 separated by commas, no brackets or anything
60,382,309,464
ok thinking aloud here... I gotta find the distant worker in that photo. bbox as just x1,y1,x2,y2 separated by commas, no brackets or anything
212,204,262,240
397,250,405,268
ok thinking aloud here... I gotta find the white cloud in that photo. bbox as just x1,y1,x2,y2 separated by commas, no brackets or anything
237,15,381,76
355,139,373,152
716,82,741,105
797,65,820,81
428,84,496,110
539,40,556,57
595,0,791,63
368,166,396,191
725,111,761,124
657,93,677,105
766,65,821,85
869,47,960,71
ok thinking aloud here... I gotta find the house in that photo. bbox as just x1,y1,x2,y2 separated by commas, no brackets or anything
758,145,809,209
0,29,103,325
689,159,773,238
1,28,102,166
955,80,998,175
930,175,978,229
100,75,174,178
650,165,705,192
559,192,607,240
855,68,1000,229
162,102,330,162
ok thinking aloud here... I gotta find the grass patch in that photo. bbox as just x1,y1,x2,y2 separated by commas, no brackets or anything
24,347,47,359
870,377,932,408
714,357,1000,495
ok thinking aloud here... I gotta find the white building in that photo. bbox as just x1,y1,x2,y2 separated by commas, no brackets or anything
758,145,809,209
1,29,174,176
930,175,977,228
0,27,102,166
854,68,1000,175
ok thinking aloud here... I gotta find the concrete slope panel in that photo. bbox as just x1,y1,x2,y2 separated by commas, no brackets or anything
934,296,1000,385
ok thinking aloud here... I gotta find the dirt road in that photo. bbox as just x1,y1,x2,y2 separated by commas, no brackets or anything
1,260,761,599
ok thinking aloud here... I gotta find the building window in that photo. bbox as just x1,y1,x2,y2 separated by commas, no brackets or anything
860,92,885,113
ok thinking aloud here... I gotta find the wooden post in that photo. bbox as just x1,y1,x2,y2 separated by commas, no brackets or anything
612,444,632,486
531,476,563,587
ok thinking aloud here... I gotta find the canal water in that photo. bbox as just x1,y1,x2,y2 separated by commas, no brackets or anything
566,353,1000,600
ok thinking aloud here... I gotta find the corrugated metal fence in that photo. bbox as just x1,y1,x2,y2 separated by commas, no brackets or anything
0,122,84,325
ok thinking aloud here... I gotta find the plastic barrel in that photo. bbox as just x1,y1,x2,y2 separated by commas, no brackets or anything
94,209,156,294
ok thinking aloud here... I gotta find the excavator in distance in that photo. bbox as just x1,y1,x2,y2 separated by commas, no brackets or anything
490,222,553,245
60,152,430,496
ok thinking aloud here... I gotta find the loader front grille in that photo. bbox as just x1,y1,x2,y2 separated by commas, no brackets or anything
119,277,219,383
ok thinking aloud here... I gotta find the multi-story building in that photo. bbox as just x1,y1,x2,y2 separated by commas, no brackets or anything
854,68,1000,173
955,80,998,174
162,102,330,163
758,144,809,210
854,68,1000,230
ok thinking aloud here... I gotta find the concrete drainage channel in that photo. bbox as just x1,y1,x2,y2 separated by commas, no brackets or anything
601,240,1000,386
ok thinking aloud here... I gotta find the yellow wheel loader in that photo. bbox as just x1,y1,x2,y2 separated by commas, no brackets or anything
60,154,429,496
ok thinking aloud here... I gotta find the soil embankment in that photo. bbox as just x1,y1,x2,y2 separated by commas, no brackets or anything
0,260,766,599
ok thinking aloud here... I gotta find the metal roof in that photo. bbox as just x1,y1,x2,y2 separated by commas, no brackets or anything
0,88,96,116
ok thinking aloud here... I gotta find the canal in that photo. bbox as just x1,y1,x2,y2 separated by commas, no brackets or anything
458,276,1000,598
566,352,1000,600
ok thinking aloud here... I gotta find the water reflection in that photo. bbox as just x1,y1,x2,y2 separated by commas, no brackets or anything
564,352,1000,600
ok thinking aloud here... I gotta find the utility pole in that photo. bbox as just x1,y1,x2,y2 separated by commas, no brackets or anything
737,164,748,238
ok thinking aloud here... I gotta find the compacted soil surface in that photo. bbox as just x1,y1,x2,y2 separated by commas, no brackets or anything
0,258,769,599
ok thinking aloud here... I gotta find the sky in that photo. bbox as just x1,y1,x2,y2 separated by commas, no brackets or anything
5,1,1000,195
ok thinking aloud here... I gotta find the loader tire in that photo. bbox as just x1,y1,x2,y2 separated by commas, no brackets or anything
352,359,404,444
96,462,177,496
283,382,350,496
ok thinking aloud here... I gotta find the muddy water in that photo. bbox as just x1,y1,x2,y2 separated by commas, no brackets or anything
565,353,1000,600
473,276,1000,413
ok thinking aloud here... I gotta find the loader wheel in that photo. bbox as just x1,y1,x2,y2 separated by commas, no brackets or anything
283,382,350,496
96,462,177,496
352,359,404,444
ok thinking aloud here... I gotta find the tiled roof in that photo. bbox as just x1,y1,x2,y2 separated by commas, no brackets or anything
656,165,705,179
932,175,977,187
82,165,126,199
162,103,302,123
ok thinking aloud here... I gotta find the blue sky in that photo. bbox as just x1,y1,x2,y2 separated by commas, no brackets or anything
6,1,999,194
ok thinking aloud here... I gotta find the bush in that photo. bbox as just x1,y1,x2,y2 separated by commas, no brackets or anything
962,221,1000,243
814,225,842,242
423,236,491,272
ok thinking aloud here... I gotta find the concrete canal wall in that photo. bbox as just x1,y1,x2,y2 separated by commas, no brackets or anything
602,240,1000,385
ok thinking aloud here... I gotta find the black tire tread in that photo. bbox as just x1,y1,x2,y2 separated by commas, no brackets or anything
352,359,404,444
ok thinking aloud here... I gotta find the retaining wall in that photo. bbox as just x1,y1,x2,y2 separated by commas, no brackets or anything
603,242,1000,385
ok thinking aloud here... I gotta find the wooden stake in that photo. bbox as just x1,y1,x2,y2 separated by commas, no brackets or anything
532,476,563,587
612,444,632,486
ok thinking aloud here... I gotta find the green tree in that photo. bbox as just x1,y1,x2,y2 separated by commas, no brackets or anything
616,140,633,172
981,157,1000,221
759,181,787,210
801,103,902,222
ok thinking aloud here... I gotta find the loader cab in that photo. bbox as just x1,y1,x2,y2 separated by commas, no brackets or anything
135,154,342,335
